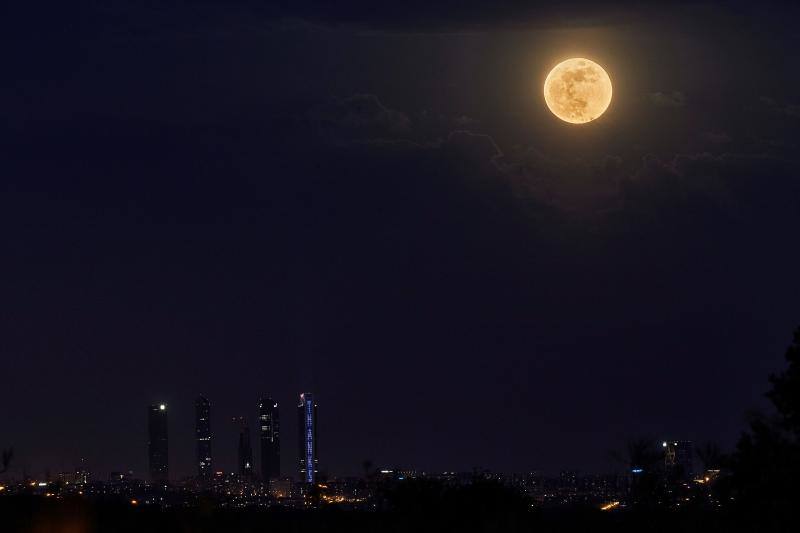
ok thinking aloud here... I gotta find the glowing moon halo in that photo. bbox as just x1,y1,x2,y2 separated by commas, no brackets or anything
544,58,612,124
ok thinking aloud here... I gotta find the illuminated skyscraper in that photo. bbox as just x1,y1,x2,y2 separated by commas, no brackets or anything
297,392,318,484
148,403,169,481
663,440,694,481
233,416,254,478
195,396,212,480
258,396,280,480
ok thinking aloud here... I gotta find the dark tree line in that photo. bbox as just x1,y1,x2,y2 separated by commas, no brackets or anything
728,326,800,529
0,448,12,474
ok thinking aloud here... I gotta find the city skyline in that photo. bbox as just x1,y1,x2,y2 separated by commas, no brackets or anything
3,0,800,489
6,388,703,484
145,393,317,483
6,390,706,482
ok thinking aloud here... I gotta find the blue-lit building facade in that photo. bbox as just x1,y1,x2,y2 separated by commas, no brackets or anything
297,393,318,484
195,396,212,480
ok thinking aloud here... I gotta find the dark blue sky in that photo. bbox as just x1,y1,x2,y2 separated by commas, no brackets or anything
2,1,799,479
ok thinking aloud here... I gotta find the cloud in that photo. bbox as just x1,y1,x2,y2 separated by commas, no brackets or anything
496,146,630,216
700,131,731,145
301,93,800,238
499,146,800,225
306,94,506,172
761,96,800,118
617,152,800,226
453,115,481,128
649,91,685,108
23,1,727,39
443,131,503,163
309,94,412,142
266,1,654,30
308,95,488,149
258,1,785,33
411,110,485,140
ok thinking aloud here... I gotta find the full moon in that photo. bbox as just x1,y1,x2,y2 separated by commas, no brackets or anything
543,58,612,124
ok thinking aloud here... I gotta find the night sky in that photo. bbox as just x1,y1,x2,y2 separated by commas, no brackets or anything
3,1,800,480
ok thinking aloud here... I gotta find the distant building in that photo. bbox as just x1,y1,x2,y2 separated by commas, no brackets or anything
196,396,212,480
148,404,169,481
663,440,694,480
297,392,318,483
269,476,293,499
258,396,280,480
233,416,254,478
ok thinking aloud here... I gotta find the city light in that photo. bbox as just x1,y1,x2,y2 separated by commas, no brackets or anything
0,395,715,516
600,501,620,511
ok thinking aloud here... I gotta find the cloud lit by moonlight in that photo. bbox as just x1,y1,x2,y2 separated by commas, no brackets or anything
544,58,612,124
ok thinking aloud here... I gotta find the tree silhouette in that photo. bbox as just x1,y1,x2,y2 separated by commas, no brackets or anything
730,326,800,526
610,438,664,509
384,478,531,533
0,448,12,474
766,327,800,434
691,442,730,507
696,442,724,472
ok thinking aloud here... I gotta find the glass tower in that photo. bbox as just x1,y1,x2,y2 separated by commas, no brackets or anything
664,440,694,480
297,392,318,484
258,396,280,480
233,416,254,478
148,403,169,481
195,396,212,480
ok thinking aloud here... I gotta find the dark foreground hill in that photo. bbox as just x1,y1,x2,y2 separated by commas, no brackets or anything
1,495,793,533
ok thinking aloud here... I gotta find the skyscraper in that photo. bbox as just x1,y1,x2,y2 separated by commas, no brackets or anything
297,392,318,484
258,396,280,480
195,396,212,480
148,404,168,481
233,416,253,478
663,440,694,481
